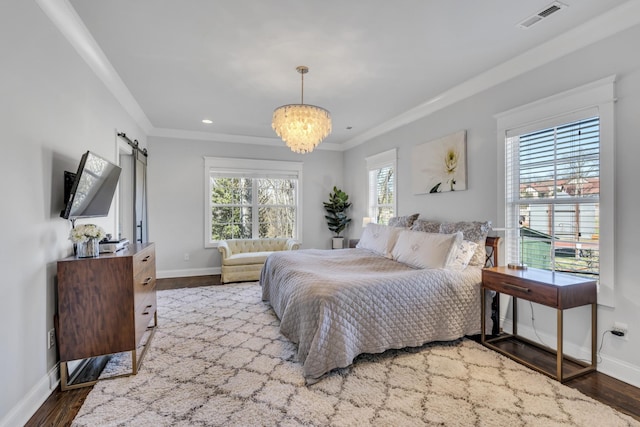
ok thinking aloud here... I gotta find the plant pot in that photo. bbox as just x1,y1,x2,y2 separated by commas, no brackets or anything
332,237,344,249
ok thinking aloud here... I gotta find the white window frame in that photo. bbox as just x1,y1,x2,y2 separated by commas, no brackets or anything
204,157,303,248
366,148,397,224
495,76,615,307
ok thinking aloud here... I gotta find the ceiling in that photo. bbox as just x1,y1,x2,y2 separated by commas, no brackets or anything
59,0,635,150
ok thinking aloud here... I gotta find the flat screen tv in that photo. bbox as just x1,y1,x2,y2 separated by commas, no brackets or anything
60,151,122,220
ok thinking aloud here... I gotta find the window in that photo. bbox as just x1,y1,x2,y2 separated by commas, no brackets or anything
366,149,397,225
204,158,302,247
496,76,615,306
506,117,600,277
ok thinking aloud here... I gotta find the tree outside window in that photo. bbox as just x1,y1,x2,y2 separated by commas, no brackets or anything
210,177,297,241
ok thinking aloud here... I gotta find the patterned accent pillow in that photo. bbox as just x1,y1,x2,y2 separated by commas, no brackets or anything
391,230,462,269
388,213,420,228
440,221,491,267
446,240,479,270
356,223,403,258
410,219,441,233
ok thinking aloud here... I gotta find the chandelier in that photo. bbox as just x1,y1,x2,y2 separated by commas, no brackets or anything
272,66,332,154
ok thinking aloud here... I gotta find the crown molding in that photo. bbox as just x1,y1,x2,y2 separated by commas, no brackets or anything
341,0,640,151
39,0,640,151
149,128,343,151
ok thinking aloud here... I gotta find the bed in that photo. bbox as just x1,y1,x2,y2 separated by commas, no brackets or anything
261,219,497,383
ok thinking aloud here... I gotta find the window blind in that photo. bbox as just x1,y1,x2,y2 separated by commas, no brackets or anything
506,116,600,279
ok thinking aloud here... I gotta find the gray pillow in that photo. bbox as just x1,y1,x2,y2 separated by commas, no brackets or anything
388,213,419,228
410,219,441,233
439,221,491,266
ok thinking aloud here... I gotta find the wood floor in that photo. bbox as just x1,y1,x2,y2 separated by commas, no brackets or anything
26,276,640,426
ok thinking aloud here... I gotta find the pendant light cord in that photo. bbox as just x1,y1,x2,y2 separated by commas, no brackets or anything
300,70,304,105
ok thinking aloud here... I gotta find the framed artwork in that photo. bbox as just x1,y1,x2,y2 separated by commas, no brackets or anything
411,130,467,194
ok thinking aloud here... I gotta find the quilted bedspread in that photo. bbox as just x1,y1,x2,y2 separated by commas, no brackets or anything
260,248,483,382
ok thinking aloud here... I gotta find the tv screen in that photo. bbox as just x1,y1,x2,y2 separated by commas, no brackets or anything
60,151,122,220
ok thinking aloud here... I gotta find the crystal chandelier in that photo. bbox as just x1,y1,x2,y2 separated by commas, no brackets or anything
272,66,332,154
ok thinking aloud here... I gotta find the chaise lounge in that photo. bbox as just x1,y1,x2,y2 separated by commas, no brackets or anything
217,238,301,283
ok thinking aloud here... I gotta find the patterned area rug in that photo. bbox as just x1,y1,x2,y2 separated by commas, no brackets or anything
72,282,638,426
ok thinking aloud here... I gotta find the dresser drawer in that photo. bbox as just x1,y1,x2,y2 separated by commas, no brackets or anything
134,277,156,311
133,248,156,309
483,269,558,307
135,295,157,344
134,262,156,290
133,245,155,277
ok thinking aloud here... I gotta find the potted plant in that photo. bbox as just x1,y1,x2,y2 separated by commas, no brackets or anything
323,186,352,249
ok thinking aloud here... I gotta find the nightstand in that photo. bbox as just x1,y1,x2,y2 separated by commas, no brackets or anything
481,266,597,382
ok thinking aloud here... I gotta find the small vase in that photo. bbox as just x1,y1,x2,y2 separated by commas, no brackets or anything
77,238,100,258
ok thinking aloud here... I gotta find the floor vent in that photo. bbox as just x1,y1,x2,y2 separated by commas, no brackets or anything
518,2,567,29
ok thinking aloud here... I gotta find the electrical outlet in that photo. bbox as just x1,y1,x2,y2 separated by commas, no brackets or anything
183,253,190,261
612,322,628,339
47,329,55,349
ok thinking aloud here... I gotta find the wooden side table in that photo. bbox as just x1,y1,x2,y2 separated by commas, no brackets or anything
481,266,597,382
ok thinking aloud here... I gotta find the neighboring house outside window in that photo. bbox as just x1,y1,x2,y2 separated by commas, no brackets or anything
496,76,615,306
366,149,397,225
204,157,302,247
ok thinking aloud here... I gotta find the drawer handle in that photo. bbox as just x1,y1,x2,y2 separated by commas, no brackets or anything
142,255,151,262
501,282,531,293
142,277,153,286
142,305,152,315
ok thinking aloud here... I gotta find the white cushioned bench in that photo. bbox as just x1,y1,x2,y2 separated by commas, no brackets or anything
217,238,301,284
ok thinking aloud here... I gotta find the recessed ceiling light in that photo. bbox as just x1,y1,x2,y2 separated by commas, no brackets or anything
202,119,213,124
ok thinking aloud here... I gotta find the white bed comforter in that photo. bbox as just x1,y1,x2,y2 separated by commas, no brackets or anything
260,248,483,382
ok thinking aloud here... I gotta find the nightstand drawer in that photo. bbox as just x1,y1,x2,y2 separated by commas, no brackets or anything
483,269,557,306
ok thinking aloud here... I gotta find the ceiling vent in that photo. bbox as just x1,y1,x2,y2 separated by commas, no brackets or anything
518,2,567,29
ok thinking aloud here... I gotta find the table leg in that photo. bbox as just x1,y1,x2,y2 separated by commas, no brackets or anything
591,303,597,368
513,296,518,335
557,309,563,381
481,288,486,343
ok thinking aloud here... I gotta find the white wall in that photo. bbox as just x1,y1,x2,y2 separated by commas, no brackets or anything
0,1,146,425
344,24,640,386
147,137,343,277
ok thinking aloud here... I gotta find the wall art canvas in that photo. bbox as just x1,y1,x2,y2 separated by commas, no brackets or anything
412,130,467,194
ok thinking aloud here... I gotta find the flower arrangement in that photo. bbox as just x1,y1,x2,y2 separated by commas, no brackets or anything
69,224,106,243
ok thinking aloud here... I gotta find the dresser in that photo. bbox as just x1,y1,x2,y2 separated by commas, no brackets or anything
56,243,157,390
481,266,597,382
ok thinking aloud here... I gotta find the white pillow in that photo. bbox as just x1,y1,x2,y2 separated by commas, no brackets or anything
446,240,479,270
391,230,462,269
356,223,402,258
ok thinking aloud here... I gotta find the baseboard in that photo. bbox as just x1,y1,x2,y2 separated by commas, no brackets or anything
0,364,59,427
157,267,220,279
500,319,640,388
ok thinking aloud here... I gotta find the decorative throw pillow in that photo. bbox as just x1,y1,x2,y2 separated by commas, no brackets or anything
446,240,479,270
391,230,462,269
356,223,403,258
388,213,420,228
440,221,491,267
410,219,441,233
